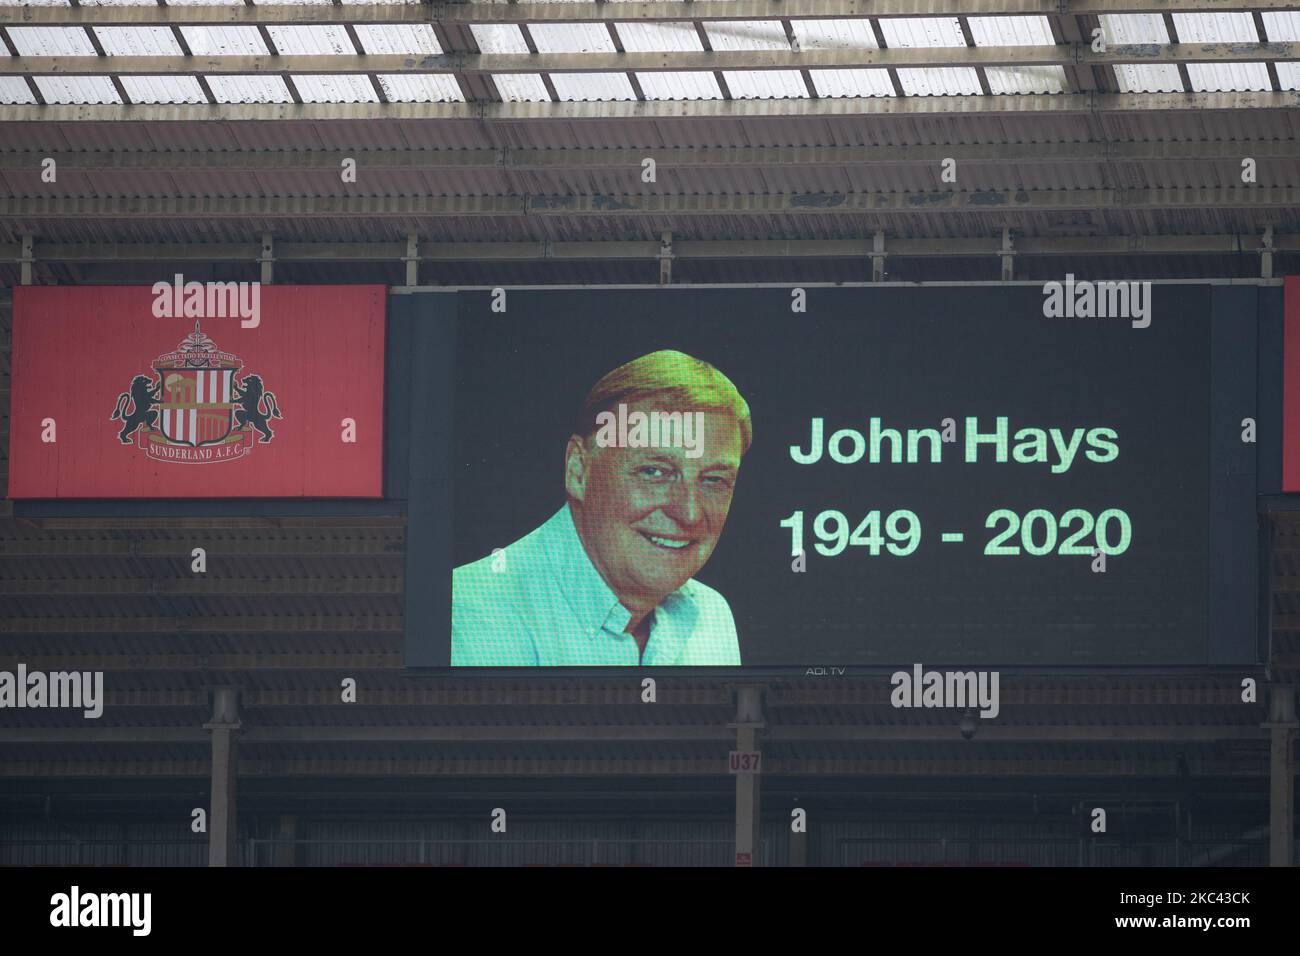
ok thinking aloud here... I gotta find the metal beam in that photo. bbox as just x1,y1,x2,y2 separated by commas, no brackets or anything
3,90,1294,122
2,235,1295,266
0,752,1265,778
5,141,1291,170
2,188,1295,219
0,723,1266,744
2,1,1295,27
4,43,1295,76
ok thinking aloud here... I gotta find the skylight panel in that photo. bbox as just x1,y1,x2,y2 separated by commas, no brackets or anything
897,68,981,96
293,74,381,103
1099,14,1168,45
635,71,721,100
985,66,1065,95
35,75,121,104
1101,14,1176,93
791,19,877,51
1186,63,1272,93
267,25,355,56
616,22,703,54
8,26,97,55
550,72,635,101
1275,63,1300,91
206,75,293,103
528,23,617,54
354,24,441,55
967,16,1054,47
881,18,965,49
706,21,789,51
722,70,808,99
181,26,268,56
1262,12,1300,41
378,74,463,103
121,75,207,104
1112,65,1182,93
811,69,892,98
470,25,530,55
93,27,182,57
0,77,38,104
491,74,552,102
1172,13,1257,43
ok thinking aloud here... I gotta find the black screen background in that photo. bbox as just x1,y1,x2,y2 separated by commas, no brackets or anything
450,285,1213,666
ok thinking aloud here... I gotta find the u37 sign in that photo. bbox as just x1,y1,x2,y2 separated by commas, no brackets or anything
729,751,761,774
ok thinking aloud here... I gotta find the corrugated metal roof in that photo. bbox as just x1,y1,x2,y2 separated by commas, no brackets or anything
897,67,982,96
529,22,616,54
636,71,721,101
1101,13,1167,43
1172,10,1269,93
377,73,464,103
491,74,552,103
968,16,1054,47
180,26,269,56
354,24,442,56
723,70,808,99
554,73,636,102
294,74,381,104
1263,12,1300,40
267,25,356,56
121,75,206,105
881,17,966,49
811,68,893,99
792,18,877,51
8,26,97,55
0,77,36,105
34,75,120,104
206,75,294,104
93,27,182,56
1186,63,1272,93
470,23,529,54
1100,14,1180,94
705,20,789,51
1173,11,1258,43
1276,63,1300,91
617,21,704,54
985,66,1065,95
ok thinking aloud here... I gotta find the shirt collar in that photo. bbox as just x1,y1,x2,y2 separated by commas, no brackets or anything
542,503,632,636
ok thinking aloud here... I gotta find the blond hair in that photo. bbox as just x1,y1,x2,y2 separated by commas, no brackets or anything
576,349,752,456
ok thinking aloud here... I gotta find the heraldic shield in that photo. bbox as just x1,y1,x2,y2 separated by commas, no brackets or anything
111,320,280,464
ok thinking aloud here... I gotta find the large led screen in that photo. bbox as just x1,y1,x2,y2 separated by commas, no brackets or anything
399,285,1259,670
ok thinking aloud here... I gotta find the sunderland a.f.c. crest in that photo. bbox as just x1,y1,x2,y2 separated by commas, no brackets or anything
109,321,282,464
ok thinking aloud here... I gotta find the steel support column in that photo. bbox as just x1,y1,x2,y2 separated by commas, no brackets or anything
1267,684,1297,867
732,684,764,867
205,686,242,867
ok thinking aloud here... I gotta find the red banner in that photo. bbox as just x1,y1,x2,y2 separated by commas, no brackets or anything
8,284,386,498
1286,276,1300,492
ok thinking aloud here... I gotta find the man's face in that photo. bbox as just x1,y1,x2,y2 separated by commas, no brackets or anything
568,401,744,612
